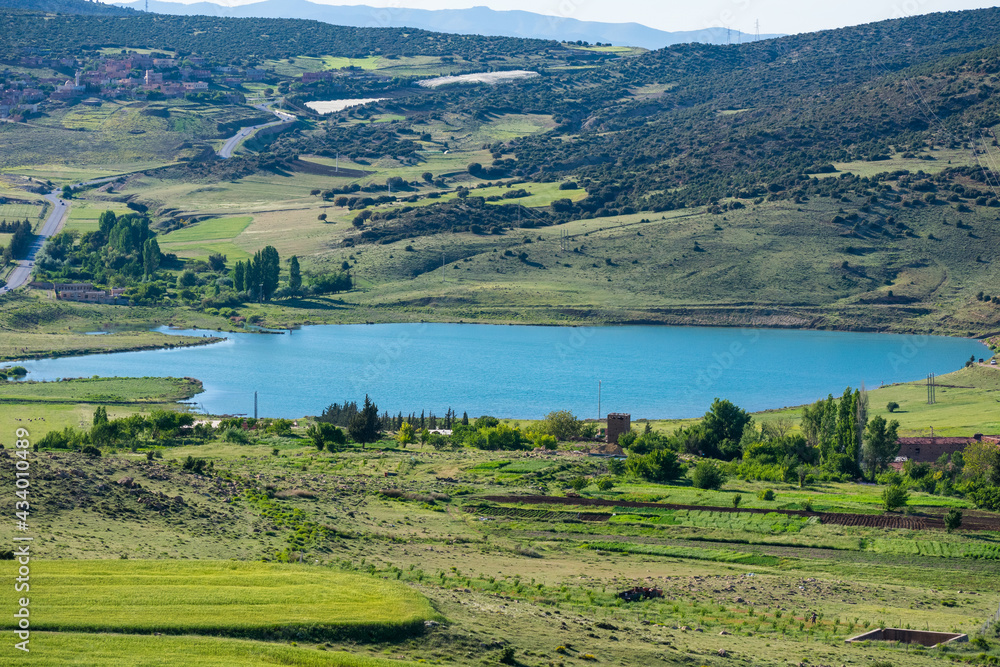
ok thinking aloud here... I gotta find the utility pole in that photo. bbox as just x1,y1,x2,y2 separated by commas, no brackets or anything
598,380,601,421
254,391,258,419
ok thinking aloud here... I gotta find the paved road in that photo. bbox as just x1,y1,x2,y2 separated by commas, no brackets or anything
0,192,68,295
0,176,120,295
217,104,296,159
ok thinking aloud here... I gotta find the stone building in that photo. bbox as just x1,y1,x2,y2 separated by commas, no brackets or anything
606,413,631,445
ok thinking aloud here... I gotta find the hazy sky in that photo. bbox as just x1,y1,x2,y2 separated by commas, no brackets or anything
110,0,1000,34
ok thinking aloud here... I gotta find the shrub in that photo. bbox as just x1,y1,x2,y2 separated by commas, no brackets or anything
222,428,251,444
81,445,101,457
945,508,963,532
568,476,588,492
886,401,899,413
692,460,727,490
732,493,742,508
882,484,909,511
757,488,775,501
969,484,1000,511
596,477,615,491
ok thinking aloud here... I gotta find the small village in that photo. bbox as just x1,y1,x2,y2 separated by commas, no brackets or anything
0,50,300,120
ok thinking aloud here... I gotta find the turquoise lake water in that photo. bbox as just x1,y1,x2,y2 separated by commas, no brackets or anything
12,324,990,419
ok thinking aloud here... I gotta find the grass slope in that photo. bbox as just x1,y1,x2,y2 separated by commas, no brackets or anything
18,561,438,642
0,377,201,404
0,633,421,667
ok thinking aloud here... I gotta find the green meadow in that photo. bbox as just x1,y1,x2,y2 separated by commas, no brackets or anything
19,561,438,641
0,633,422,667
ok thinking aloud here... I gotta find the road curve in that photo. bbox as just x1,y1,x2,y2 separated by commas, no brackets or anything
0,176,120,294
0,192,69,294
217,104,296,159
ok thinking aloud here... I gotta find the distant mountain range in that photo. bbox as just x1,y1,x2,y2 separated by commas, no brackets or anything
113,0,781,50
0,0,134,14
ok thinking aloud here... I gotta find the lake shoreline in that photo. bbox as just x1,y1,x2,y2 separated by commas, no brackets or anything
5,309,996,365
12,322,991,420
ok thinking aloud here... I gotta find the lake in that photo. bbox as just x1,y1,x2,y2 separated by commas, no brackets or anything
12,324,990,419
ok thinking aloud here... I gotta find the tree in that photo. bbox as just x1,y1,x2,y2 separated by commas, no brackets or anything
98,210,117,236
568,476,588,491
886,401,899,413
861,415,900,480
882,484,909,511
732,494,742,509
540,410,580,440
92,406,108,426
691,460,727,490
307,422,343,451
208,253,227,272
962,440,1000,480
142,237,160,279
397,421,415,447
288,255,301,293
701,398,752,459
596,477,614,491
246,246,280,301
347,394,382,445
854,386,869,467
462,411,469,426
945,508,963,533
233,261,246,292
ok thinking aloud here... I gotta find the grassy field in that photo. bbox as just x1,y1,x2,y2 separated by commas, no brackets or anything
0,376,201,403
15,561,437,640
0,377,203,444
2,426,1000,666
0,633,422,667
0,201,45,223
65,201,134,234
0,101,270,179
0,291,234,363
158,216,255,260
754,365,1000,437
831,147,978,178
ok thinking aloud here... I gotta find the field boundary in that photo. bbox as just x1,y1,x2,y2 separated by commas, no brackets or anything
479,495,1000,531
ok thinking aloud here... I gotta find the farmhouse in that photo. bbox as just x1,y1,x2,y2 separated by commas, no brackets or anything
52,283,127,305
894,433,1000,464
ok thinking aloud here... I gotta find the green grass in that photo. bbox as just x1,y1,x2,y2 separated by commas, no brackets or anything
0,202,44,222
758,365,1000,437
65,201,132,233
830,148,976,177
17,561,438,642
585,540,783,567
0,633,422,666
0,377,201,404
159,217,254,243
